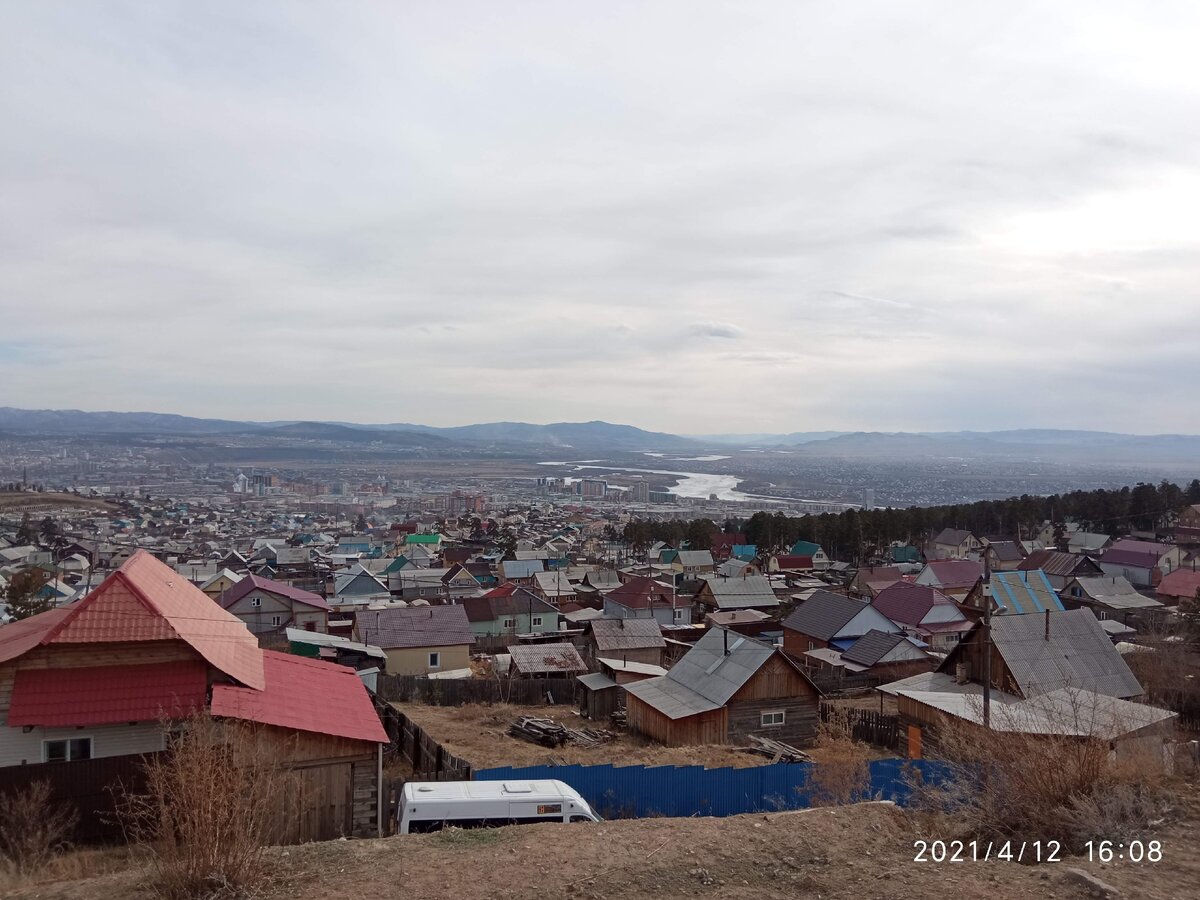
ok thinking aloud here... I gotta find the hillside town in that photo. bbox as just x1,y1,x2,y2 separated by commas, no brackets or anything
2,472,1198,885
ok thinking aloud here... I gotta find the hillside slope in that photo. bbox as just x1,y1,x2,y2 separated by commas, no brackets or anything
9,797,1196,900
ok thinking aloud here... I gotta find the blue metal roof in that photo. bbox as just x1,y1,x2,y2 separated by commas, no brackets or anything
992,569,1064,615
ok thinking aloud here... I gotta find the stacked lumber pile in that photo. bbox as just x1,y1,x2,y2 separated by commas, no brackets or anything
742,735,812,763
508,717,569,747
508,717,617,748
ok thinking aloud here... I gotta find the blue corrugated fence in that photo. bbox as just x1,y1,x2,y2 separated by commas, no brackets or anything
474,758,948,819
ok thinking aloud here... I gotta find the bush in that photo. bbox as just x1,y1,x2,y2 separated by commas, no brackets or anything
0,780,79,876
804,709,873,806
117,715,302,899
906,691,1172,853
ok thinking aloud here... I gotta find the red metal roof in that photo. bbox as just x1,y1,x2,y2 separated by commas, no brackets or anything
7,660,207,727
773,555,813,569
1157,568,1200,600
604,575,672,609
872,581,960,627
0,550,264,690
210,651,387,744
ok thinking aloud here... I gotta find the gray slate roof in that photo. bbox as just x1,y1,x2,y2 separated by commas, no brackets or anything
782,590,870,640
358,604,475,650
590,617,666,652
625,628,808,720
935,528,975,546
1070,576,1162,610
701,574,779,610
507,642,587,674
842,630,911,667
985,608,1143,699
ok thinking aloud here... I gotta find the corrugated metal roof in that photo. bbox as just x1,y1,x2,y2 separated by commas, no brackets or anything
1020,550,1086,578
623,673,723,719
992,570,1064,614
988,608,1143,699
211,650,387,744
8,660,207,727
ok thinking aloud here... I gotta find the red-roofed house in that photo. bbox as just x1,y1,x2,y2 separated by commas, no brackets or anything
871,581,973,652
1156,567,1200,604
602,576,690,627
1099,539,1183,588
218,574,329,636
0,551,386,843
914,559,983,602
710,533,748,562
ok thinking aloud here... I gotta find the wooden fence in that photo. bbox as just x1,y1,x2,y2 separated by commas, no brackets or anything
384,707,474,780
0,752,156,845
808,671,887,695
820,702,900,751
376,674,576,707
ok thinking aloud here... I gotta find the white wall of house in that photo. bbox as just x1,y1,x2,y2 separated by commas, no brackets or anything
0,721,164,767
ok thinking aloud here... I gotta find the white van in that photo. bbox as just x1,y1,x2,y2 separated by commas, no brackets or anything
398,779,601,834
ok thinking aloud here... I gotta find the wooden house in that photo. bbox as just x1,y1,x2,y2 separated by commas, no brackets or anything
0,551,387,843
624,628,822,748
354,605,475,676
218,574,329,635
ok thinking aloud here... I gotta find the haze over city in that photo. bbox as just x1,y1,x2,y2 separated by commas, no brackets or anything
4,2,1200,432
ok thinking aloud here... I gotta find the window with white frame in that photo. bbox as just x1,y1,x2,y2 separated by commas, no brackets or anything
271,615,282,627
502,617,516,630
250,597,261,607
673,608,685,621
428,652,440,668
43,737,92,762
531,616,543,627
760,710,786,727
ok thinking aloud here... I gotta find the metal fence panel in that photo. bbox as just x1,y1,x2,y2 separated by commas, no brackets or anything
474,758,944,819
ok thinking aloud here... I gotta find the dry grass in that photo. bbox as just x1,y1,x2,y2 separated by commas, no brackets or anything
906,692,1174,852
115,715,302,900
803,710,874,806
0,845,141,894
397,702,769,769
0,780,80,878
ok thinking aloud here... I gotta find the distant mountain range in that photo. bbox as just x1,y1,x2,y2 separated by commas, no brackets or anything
2,408,1198,463
0,408,695,452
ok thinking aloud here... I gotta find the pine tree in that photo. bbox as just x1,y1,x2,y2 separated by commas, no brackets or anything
3,570,53,621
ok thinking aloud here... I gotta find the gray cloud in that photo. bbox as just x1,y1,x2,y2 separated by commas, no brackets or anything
687,322,744,339
1,2,1199,432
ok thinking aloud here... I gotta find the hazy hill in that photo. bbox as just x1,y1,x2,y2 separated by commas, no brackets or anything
0,407,252,434
790,429,1200,464
262,422,450,446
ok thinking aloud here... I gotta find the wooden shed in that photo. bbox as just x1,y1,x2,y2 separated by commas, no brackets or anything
624,627,821,748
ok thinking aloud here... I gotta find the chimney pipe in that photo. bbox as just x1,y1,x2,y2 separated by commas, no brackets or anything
723,627,729,656
1044,608,1050,641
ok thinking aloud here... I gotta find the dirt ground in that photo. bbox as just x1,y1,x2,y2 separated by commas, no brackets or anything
395,702,772,769
8,791,1200,900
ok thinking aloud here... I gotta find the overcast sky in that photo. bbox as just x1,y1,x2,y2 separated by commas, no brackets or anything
2,2,1199,434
